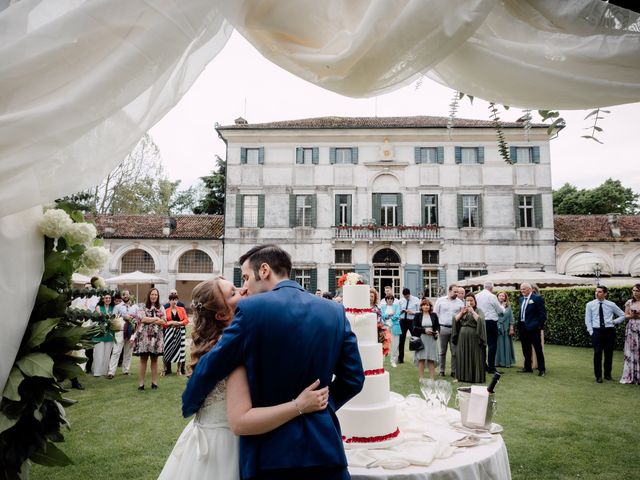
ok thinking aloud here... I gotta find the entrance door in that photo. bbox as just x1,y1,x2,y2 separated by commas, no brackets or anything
373,267,400,299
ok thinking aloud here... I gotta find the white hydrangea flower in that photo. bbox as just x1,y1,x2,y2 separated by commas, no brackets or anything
64,222,97,247
38,209,73,239
80,246,110,271
344,272,363,286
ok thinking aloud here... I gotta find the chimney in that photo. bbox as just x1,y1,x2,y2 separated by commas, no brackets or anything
103,217,114,237
607,213,621,238
235,117,248,125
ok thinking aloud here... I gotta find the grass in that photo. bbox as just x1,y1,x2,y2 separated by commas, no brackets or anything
31,342,640,480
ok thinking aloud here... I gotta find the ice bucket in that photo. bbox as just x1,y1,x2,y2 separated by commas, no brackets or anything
455,387,496,429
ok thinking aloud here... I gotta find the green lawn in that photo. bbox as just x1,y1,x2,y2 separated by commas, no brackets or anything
31,342,640,480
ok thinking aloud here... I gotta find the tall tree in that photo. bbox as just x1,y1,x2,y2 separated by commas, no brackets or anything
553,178,639,215
193,156,226,215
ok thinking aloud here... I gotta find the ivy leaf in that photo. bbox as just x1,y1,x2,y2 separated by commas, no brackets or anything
43,251,67,281
2,367,24,401
36,285,59,304
0,412,18,434
16,353,55,378
53,358,85,379
26,318,61,349
30,441,73,467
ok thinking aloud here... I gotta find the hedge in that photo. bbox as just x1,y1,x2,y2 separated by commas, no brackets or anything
501,286,634,350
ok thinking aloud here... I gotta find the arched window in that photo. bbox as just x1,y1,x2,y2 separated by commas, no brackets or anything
120,249,155,273
178,250,213,274
372,248,401,265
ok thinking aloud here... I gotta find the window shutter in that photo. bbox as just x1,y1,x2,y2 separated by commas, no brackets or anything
532,146,541,164
240,147,247,164
233,267,242,287
258,147,265,165
312,147,319,165
437,147,444,164
330,147,336,164
514,194,521,228
258,195,265,228
457,195,463,228
310,269,318,292
434,195,439,225
289,194,296,227
458,269,466,281
352,147,359,164
414,147,421,164
397,193,403,225
421,195,426,226
477,147,485,164
534,193,543,228
334,195,340,226
454,146,462,164
477,195,483,227
328,268,336,295
310,195,317,227
510,146,517,163
346,194,352,226
236,194,243,227
372,193,381,226
296,147,303,164
437,268,447,296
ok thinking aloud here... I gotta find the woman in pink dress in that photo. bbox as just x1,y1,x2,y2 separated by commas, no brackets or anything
620,283,640,384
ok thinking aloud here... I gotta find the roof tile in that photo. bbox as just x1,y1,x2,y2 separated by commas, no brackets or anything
91,214,224,239
554,215,640,242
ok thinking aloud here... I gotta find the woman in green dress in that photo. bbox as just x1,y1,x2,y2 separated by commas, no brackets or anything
452,293,487,384
495,291,516,368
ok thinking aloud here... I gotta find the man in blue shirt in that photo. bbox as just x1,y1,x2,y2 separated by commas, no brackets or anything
584,285,625,383
398,288,420,364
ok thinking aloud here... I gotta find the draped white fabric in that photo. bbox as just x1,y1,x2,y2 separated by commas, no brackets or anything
1,0,639,392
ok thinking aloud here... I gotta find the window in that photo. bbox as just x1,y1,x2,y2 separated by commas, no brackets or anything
243,195,259,227
510,146,540,164
296,147,319,165
415,147,439,164
178,250,213,273
290,194,316,227
240,147,264,165
422,250,439,265
121,249,155,273
516,193,543,228
516,147,531,164
335,148,352,164
460,195,480,227
422,270,439,298
458,269,487,281
335,250,352,264
291,268,317,292
335,194,352,226
421,194,438,225
330,147,358,165
246,148,259,165
380,194,398,226
455,146,484,164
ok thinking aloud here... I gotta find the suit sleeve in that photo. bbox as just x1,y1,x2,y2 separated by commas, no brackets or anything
181,306,246,417
330,312,364,411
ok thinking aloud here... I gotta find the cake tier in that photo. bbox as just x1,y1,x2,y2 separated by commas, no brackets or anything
358,343,383,371
347,371,390,406
343,285,370,309
337,401,398,445
347,312,378,344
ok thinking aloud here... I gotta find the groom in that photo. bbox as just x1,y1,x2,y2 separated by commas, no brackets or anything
182,244,364,479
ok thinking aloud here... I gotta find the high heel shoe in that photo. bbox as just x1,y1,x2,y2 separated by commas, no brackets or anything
138,385,145,391
151,383,158,390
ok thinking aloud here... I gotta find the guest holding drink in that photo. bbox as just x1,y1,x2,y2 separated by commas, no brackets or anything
134,287,166,390
412,298,440,380
621,283,640,384
452,293,487,384
381,295,402,367
495,292,516,368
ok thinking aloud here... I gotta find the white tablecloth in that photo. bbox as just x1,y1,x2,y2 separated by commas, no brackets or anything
348,399,512,480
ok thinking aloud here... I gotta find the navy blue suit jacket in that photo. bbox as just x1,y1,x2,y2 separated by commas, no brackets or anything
519,293,547,331
182,280,364,479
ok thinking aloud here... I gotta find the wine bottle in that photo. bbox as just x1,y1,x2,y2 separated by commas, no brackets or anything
487,372,501,393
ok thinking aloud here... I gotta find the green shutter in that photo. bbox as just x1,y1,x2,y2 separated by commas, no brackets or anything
372,193,381,226
457,195,463,228
258,147,265,165
334,195,341,226
240,147,247,164
477,195,483,227
437,147,444,164
396,193,403,225
514,194,521,228
534,193,543,228
310,195,317,227
330,147,336,164
352,147,359,164
477,147,485,164
328,268,336,295
310,269,318,292
455,147,462,164
510,146,517,163
296,147,303,164
346,194,352,226
233,267,242,287
421,195,426,226
236,194,243,227
532,146,540,164
480,269,488,276
289,194,296,227
312,147,319,165
458,269,466,281
258,195,265,228
414,147,421,164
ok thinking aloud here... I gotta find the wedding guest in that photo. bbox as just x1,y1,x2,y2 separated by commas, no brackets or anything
164,288,186,309
530,283,544,369
369,288,382,325
495,292,516,368
412,298,440,380
398,288,420,364
434,284,464,378
133,287,166,390
381,295,402,367
378,285,399,308
162,293,189,376
333,295,343,304
107,290,137,378
456,287,466,301
475,281,505,374
452,293,487,384
620,283,640,384
315,289,323,296
518,282,546,376
322,291,334,300
92,293,115,377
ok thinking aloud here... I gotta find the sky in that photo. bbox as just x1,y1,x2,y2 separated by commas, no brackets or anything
151,31,640,193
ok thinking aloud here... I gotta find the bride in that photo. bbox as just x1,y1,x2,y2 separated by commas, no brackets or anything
159,278,328,479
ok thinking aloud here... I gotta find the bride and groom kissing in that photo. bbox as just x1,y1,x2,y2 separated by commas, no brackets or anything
160,244,365,480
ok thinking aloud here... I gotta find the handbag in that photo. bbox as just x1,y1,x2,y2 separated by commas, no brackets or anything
409,335,424,352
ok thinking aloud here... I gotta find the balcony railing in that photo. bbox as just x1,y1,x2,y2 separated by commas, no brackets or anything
333,224,440,241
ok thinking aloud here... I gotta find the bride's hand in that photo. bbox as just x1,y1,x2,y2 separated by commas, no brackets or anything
295,379,329,414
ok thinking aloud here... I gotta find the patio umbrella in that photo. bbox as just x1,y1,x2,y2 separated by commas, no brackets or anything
105,271,167,300
457,269,590,289
71,272,91,285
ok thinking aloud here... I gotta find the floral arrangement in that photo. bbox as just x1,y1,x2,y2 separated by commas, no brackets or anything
337,272,364,288
377,324,392,357
0,204,110,478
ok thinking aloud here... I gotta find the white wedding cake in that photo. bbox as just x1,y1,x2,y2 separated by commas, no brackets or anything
337,283,400,448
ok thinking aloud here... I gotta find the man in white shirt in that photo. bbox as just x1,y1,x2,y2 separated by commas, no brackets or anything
475,281,505,374
434,284,464,377
398,288,420,364
584,285,625,383
378,285,400,308
107,290,138,379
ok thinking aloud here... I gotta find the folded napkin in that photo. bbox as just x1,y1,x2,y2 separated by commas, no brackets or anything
346,440,456,469
466,386,488,427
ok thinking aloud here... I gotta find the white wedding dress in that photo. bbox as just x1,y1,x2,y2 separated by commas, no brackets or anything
159,380,239,479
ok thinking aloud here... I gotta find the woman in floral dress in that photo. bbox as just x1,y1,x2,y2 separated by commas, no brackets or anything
620,283,640,384
134,287,165,390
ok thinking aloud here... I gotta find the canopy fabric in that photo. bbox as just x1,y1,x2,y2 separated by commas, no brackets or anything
105,271,168,285
457,269,591,288
1,0,639,391
563,252,613,276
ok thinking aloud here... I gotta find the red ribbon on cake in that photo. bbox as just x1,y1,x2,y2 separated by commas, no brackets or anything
342,427,401,444
364,368,385,376
344,307,373,314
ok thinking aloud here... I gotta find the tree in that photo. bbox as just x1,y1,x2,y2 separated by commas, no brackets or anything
193,156,226,215
553,179,639,215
